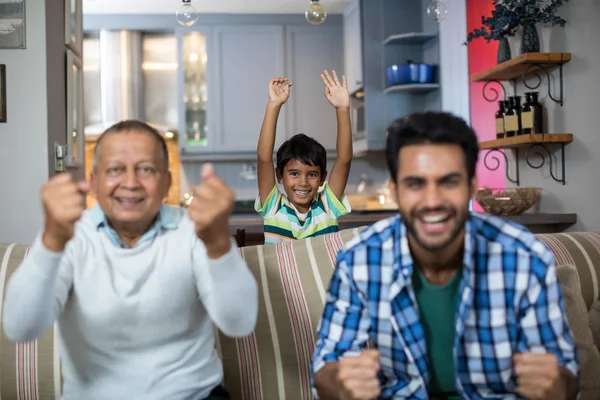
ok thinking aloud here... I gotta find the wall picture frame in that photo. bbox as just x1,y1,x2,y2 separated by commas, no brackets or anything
66,49,84,167
65,0,82,56
0,0,25,49
0,64,6,122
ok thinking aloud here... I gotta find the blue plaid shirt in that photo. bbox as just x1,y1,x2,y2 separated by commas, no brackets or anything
311,213,579,399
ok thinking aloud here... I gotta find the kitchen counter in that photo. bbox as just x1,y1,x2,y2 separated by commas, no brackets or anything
229,212,577,235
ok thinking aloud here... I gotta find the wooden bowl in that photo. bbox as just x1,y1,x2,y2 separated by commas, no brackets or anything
475,187,541,216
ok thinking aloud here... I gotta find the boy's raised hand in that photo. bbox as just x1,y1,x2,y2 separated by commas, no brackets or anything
268,77,293,106
321,70,350,110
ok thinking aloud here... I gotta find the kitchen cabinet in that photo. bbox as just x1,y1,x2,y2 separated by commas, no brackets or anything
285,25,344,152
343,0,363,95
181,25,286,155
348,0,442,155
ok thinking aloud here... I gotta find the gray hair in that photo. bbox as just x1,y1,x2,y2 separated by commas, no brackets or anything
92,120,170,172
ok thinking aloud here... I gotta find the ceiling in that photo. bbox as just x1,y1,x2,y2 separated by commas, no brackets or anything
83,0,349,15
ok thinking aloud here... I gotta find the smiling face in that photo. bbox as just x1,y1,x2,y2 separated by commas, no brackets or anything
389,143,476,253
277,159,326,213
90,130,171,233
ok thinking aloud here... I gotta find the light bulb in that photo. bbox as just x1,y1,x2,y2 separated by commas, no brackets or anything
427,0,448,22
305,0,327,25
176,0,198,27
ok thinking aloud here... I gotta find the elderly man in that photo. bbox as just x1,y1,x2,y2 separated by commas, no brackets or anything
311,112,578,400
3,120,258,400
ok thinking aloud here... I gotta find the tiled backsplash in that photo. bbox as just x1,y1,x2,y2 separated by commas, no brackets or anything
181,154,390,201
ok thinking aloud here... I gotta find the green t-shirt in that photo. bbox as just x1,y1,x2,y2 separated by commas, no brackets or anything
412,266,462,398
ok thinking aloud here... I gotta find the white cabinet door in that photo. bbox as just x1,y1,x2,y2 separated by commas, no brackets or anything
285,26,343,152
343,0,363,94
212,25,285,153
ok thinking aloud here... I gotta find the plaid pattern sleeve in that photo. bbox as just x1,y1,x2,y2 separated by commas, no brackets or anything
311,251,371,374
518,256,579,377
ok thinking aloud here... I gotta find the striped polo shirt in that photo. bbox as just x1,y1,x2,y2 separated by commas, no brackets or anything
254,184,351,245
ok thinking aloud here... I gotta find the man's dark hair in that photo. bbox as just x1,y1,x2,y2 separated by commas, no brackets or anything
93,120,169,170
276,133,327,176
385,111,479,183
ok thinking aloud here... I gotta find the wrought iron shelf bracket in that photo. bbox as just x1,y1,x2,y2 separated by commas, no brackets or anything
525,142,566,185
483,148,520,185
521,63,564,106
482,142,567,186
479,63,565,106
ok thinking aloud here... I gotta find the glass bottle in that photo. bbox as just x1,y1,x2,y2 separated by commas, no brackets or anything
495,100,507,138
521,93,533,134
512,95,523,135
504,97,519,137
521,92,545,134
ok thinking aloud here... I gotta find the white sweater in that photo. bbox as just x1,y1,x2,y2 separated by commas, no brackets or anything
2,207,258,400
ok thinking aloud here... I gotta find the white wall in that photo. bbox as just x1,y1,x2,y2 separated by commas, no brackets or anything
0,1,49,244
439,0,470,124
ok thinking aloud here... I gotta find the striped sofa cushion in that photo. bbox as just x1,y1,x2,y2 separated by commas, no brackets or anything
219,227,362,400
0,243,61,399
537,232,600,308
0,230,599,399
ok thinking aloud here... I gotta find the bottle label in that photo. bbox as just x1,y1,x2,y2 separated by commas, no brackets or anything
505,115,519,131
495,118,505,134
521,111,533,129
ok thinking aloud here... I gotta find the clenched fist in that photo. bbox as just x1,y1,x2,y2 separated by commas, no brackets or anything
514,352,568,400
338,350,381,400
187,163,235,259
41,173,90,252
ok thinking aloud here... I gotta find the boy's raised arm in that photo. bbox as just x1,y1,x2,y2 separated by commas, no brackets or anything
257,77,293,205
321,70,352,201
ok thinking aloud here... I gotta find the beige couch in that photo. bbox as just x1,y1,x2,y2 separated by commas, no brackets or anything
1,229,600,399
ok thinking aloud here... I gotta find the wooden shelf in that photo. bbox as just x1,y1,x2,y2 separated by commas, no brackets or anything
479,133,573,149
471,52,571,82
383,32,437,45
384,83,440,94
501,213,577,227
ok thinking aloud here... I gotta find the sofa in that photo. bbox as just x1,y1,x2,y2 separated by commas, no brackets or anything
1,228,600,399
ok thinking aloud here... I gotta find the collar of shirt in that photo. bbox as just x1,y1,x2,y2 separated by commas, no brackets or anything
90,203,180,248
389,215,476,299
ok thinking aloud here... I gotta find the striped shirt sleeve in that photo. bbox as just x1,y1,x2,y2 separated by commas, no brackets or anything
320,183,351,218
254,185,281,217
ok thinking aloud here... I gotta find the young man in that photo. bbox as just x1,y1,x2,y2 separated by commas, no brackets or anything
311,112,579,400
3,121,258,400
255,70,353,244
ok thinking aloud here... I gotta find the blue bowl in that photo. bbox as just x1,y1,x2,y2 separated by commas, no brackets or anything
385,63,436,87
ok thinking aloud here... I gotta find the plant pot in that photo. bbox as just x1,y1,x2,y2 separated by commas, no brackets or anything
520,24,540,53
497,37,511,64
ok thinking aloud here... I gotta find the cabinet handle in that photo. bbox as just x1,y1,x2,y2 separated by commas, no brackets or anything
356,81,362,85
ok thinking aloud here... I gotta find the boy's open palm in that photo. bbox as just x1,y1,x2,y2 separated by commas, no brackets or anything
321,70,350,109
268,77,293,105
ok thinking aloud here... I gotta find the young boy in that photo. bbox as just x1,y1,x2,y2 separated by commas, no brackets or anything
255,70,353,245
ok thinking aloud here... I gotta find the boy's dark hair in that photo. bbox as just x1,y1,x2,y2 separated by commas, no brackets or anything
385,111,479,183
276,133,327,176
93,120,169,170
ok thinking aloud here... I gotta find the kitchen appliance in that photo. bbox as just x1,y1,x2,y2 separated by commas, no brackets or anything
385,61,436,87
83,30,178,136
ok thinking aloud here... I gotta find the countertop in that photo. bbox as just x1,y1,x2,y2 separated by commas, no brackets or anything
229,211,577,234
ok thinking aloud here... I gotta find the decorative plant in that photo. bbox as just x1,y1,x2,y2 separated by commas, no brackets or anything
465,0,569,44
511,0,568,27
465,1,519,44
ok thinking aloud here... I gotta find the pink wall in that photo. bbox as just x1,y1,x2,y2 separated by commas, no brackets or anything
466,0,506,204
